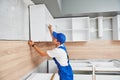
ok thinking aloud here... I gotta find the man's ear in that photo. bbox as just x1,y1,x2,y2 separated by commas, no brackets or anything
57,41,61,45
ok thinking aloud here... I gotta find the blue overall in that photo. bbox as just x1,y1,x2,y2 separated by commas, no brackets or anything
53,45,73,80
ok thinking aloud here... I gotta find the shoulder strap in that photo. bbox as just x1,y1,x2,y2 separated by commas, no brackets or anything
58,45,69,63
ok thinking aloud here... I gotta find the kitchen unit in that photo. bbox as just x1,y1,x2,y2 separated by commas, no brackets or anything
48,59,120,73
1,3,119,41
90,17,113,40
29,4,120,42
55,16,120,41
54,17,90,41
27,59,120,80
30,4,54,41
0,0,120,80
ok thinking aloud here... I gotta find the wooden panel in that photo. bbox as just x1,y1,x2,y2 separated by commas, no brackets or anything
0,41,47,80
0,40,120,80
36,40,120,59
67,40,120,59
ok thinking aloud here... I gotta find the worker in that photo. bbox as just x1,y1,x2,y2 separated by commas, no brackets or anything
28,24,73,80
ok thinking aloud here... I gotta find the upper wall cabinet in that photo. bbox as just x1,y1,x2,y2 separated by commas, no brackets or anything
54,17,90,41
30,4,54,41
113,15,120,40
90,17,113,40
54,18,72,41
0,0,28,40
72,17,90,41
55,16,120,41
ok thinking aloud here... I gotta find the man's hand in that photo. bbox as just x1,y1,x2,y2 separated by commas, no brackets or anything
48,24,52,30
48,24,53,38
28,40,49,57
28,40,34,46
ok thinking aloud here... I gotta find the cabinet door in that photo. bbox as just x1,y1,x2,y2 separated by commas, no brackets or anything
30,5,46,41
45,5,54,41
113,15,120,40
30,4,53,41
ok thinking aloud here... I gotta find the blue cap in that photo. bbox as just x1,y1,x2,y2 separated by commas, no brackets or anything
52,31,66,44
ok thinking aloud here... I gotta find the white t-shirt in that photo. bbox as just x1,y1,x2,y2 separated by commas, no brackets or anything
47,45,68,66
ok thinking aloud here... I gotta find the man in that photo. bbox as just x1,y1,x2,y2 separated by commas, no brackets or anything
28,24,73,80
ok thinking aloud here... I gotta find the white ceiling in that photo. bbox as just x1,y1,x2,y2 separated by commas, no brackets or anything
31,0,120,18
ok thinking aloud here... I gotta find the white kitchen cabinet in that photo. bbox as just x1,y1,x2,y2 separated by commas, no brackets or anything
113,15,120,40
54,18,72,41
54,17,90,41
47,59,120,80
54,16,115,41
0,0,28,40
48,59,91,73
48,59,57,73
30,4,54,41
90,17,113,40
37,60,48,73
72,17,90,41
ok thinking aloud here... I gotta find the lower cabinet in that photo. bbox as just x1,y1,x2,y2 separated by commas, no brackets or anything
37,60,48,73
48,60,57,73
48,59,91,73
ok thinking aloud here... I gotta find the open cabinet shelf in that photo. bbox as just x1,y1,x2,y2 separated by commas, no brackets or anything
54,17,90,41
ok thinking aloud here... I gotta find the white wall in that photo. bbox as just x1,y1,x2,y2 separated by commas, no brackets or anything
0,0,29,40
